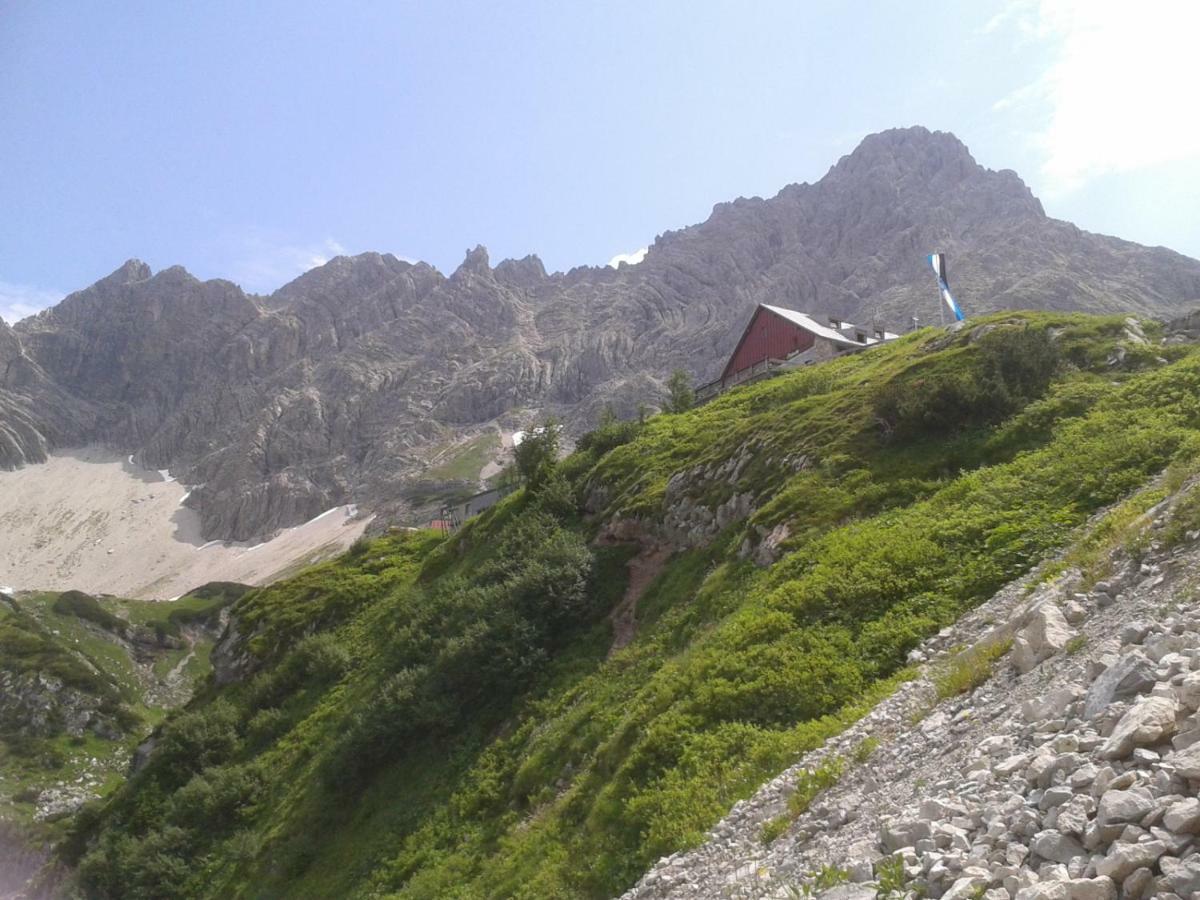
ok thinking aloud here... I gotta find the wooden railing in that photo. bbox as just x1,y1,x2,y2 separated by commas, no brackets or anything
695,357,786,405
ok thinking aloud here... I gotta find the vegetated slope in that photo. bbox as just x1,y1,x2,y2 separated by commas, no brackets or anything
619,460,1200,898
0,584,241,893
4,128,1200,543
63,311,1200,899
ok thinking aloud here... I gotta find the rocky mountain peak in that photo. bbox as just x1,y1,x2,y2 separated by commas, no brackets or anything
270,251,412,307
494,253,548,286
828,126,974,180
825,126,1046,220
99,258,152,287
149,264,199,287
452,244,492,280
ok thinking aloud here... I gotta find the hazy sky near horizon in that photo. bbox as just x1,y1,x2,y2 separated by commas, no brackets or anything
2,0,1198,323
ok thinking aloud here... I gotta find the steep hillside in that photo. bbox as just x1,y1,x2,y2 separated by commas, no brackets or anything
49,310,1200,898
0,585,239,896
3,128,1200,542
620,472,1200,898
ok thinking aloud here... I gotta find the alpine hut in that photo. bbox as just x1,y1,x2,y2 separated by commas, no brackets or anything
696,304,897,402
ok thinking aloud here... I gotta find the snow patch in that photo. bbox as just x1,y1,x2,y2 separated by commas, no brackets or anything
512,430,526,447
300,507,339,526
158,469,176,483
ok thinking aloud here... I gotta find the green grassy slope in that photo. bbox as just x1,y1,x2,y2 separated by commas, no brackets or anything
69,312,1200,898
0,587,236,842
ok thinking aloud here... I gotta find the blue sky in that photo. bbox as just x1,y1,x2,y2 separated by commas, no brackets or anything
2,0,1198,322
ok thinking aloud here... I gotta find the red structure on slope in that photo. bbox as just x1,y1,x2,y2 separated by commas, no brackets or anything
697,304,897,402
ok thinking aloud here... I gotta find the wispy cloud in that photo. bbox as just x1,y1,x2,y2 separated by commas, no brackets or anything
608,247,648,268
0,279,63,325
991,0,1200,195
225,235,349,294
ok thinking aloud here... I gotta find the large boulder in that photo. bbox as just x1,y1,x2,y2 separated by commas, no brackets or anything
1165,742,1200,779
1094,840,1166,881
1013,603,1076,674
1096,788,1156,827
1082,651,1157,718
1099,696,1179,759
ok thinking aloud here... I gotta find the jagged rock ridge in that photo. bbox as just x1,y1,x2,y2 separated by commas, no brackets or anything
4,126,1200,540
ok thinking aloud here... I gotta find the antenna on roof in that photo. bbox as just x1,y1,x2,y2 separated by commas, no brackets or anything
927,253,965,323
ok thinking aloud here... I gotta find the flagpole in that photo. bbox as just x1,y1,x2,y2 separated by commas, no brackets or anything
935,253,945,326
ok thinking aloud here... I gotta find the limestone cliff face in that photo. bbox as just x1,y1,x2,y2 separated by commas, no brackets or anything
4,127,1200,540
0,317,97,470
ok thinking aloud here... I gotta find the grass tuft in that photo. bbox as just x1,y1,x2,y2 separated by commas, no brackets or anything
934,638,1013,700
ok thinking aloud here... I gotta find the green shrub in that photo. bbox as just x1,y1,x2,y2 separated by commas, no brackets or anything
873,324,1059,440
515,419,561,490
150,700,240,787
934,638,1013,700
875,853,909,898
576,417,643,456
852,736,880,763
53,590,127,634
245,706,289,750
1162,481,1200,550
811,864,850,890
78,825,195,900
665,368,695,413
246,632,351,711
788,755,845,817
1065,635,1088,655
324,508,594,794
166,763,265,832
760,815,790,844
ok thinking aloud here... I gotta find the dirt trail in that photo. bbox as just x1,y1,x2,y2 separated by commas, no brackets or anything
608,546,672,657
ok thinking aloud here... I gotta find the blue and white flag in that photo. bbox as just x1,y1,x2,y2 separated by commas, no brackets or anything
928,252,965,322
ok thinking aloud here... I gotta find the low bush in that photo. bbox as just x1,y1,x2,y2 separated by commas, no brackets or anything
576,417,643,456
934,638,1013,700
52,591,127,634
149,700,241,788
873,325,1060,440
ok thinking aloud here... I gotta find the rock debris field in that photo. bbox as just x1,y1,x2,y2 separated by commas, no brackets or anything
623,501,1200,899
0,447,370,598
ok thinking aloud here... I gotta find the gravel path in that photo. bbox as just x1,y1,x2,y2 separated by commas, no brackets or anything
609,546,673,657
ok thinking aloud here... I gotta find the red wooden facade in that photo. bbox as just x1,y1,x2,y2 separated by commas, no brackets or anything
720,307,816,379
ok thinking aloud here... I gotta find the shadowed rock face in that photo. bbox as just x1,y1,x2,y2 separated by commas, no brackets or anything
5,126,1200,540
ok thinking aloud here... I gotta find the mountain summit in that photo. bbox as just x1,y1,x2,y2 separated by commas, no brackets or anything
3,126,1199,539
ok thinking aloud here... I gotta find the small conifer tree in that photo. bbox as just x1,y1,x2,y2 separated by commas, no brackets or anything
665,369,694,413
